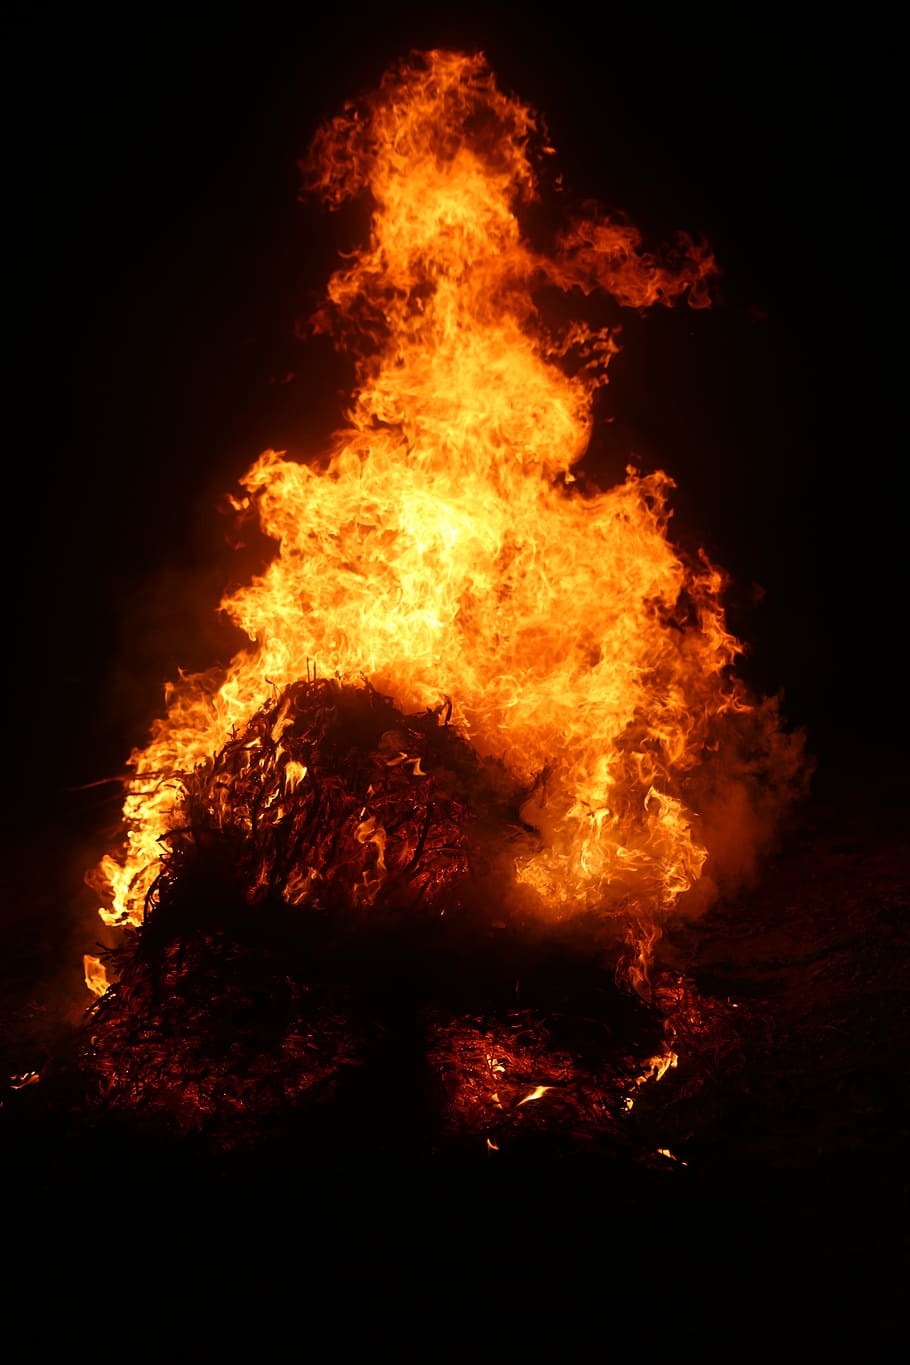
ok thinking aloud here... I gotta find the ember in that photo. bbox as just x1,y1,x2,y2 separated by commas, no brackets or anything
81,678,670,1149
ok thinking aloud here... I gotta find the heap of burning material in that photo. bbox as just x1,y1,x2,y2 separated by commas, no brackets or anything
80,678,721,1153
79,678,522,1141
151,675,530,924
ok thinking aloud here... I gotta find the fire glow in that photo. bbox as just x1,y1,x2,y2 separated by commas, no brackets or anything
87,51,801,995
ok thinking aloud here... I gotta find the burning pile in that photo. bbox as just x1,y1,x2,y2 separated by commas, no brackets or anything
81,679,504,1138
143,677,525,924
81,51,805,1146
82,678,659,1147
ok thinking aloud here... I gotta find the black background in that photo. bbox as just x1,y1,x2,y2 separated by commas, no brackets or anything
3,7,904,1354
6,5,880,819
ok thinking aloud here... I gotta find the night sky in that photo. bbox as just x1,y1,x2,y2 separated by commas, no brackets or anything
6,9,884,867
3,13,905,1351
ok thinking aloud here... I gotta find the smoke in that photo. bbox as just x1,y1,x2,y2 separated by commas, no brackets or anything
678,696,812,921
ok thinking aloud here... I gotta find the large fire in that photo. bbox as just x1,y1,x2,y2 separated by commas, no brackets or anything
87,51,801,994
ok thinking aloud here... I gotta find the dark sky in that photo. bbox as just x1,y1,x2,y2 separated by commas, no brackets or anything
6,7,878,837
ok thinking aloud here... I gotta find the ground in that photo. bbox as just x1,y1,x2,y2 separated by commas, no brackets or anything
1,746,905,1358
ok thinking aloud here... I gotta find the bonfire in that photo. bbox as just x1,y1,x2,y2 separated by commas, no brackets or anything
80,50,805,1151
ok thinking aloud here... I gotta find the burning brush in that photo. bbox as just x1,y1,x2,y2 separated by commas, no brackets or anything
81,678,662,1149
79,51,806,1153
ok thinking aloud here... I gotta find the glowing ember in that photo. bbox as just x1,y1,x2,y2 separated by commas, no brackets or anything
89,50,802,968
9,1071,40,1090
517,1085,552,1106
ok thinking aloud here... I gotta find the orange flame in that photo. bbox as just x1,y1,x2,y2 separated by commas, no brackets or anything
90,51,799,949
83,954,110,999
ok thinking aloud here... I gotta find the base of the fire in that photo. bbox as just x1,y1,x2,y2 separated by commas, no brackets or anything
79,679,743,1159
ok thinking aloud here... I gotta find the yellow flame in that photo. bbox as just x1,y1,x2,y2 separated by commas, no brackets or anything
89,51,788,958
517,1084,551,1106
83,954,110,999
638,1049,679,1086
625,1044,679,1109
